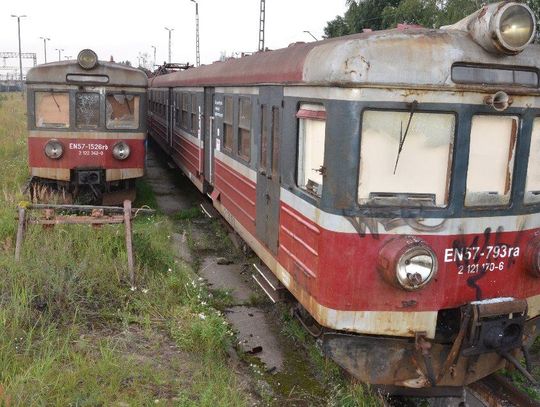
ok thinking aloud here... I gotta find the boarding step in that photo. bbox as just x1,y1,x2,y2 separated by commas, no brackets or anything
252,263,285,304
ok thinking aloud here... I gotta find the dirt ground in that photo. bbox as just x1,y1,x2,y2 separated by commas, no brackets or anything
143,145,341,406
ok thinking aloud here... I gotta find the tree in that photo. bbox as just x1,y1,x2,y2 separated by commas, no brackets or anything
325,0,540,38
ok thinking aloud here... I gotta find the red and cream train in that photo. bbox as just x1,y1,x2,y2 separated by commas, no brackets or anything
26,49,148,204
148,2,540,395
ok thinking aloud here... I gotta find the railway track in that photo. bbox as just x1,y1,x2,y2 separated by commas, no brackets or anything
466,374,539,407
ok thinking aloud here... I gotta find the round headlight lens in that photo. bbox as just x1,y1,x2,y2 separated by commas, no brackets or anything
77,49,98,70
396,248,437,290
112,141,130,160
499,4,535,50
44,139,64,159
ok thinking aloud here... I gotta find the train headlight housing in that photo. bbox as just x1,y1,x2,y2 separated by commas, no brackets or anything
112,141,130,160
377,236,438,291
44,139,64,159
77,49,98,70
496,3,536,53
442,2,536,55
525,236,540,277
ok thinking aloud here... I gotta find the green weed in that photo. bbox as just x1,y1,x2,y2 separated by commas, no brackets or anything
0,94,250,406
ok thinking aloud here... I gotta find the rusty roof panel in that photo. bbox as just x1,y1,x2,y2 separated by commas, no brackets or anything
26,60,148,87
150,28,540,90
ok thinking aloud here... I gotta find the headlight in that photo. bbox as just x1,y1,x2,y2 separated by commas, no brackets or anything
442,2,536,55
497,4,536,53
77,49,98,70
377,236,438,291
44,139,64,159
112,141,130,160
396,247,437,290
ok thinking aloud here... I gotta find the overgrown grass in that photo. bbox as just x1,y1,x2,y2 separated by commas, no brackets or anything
0,93,251,406
279,308,385,406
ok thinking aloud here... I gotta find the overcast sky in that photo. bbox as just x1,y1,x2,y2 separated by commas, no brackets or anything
1,0,347,74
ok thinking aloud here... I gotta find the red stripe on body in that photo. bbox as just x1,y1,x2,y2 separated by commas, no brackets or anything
278,202,540,312
28,137,145,169
172,132,200,176
214,159,256,236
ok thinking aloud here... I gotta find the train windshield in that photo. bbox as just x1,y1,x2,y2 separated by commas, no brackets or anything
106,94,140,130
525,118,540,204
76,92,100,129
358,110,455,207
465,115,517,207
35,91,70,128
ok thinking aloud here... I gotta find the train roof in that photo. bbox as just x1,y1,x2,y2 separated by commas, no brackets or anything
26,60,148,87
149,28,540,90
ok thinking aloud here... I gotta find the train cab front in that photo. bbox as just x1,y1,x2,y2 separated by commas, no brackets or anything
307,2,540,396
25,49,148,204
321,236,540,396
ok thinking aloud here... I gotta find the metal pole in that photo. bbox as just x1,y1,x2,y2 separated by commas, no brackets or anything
11,15,26,83
165,27,174,63
258,0,265,51
40,36,50,63
55,48,64,61
303,30,318,41
191,0,200,66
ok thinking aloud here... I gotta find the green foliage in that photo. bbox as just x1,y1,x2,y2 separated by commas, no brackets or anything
172,206,203,220
325,0,540,37
0,95,250,405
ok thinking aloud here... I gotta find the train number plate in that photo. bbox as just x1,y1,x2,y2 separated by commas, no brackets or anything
444,245,520,274
69,142,109,156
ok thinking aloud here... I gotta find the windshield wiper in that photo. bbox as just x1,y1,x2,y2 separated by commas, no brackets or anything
50,90,61,111
393,100,418,175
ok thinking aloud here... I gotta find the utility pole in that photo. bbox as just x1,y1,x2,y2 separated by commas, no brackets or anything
303,30,318,41
164,27,174,63
258,0,265,52
55,48,64,61
190,0,200,66
11,14,26,83
40,36,50,63
151,45,156,67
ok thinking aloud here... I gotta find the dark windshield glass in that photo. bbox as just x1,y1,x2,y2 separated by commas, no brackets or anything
76,92,100,129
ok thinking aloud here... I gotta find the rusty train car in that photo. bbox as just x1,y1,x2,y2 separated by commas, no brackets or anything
25,49,148,204
148,2,540,396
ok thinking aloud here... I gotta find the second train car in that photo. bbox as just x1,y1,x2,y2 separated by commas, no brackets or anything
148,2,540,396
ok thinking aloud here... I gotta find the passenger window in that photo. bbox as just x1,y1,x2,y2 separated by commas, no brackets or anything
35,91,70,128
525,118,540,204
223,96,233,152
238,98,251,160
297,104,326,197
465,115,518,207
75,92,100,129
191,94,198,135
358,110,455,207
106,94,139,129
182,93,189,129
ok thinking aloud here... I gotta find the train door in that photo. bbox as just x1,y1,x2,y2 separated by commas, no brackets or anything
204,87,215,186
256,86,283,254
